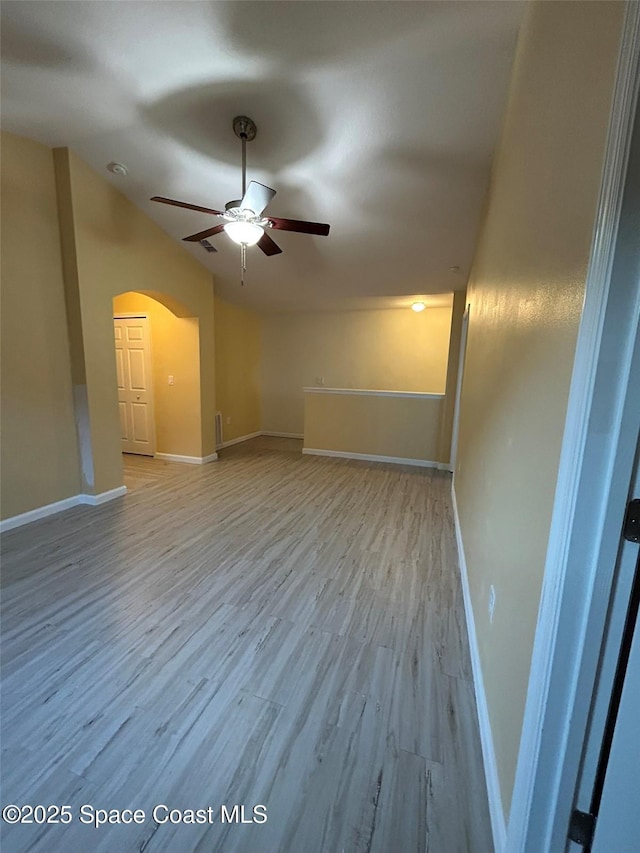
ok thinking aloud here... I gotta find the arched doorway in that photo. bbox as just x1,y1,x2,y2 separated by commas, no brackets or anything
113,291,206,464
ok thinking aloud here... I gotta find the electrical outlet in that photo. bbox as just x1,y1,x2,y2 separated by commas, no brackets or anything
488,585,496,624
168,375,174,385
226,417,231,425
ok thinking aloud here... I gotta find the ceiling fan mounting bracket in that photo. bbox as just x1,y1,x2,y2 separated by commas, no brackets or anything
233,116,257,142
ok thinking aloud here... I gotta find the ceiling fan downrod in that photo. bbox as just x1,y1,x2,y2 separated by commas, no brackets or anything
232,116,257,200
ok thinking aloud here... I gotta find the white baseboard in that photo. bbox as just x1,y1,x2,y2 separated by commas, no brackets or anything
1,494,83,532
155,452,218,465
78,486,127,506
261,431,304,439
1,485,127,532
451,482,506,852
218,431,262,449
302,447,440,469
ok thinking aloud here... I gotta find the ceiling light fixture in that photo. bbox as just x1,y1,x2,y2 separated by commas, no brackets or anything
412,301,426,313
223,220,264,246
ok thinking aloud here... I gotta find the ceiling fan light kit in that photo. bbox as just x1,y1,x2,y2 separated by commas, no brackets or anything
224,220,263,246
150,115,330,284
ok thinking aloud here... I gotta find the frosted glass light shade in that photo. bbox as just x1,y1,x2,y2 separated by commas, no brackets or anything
224,221,263,246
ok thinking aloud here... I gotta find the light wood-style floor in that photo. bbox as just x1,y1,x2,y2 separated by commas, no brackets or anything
0,437,491,852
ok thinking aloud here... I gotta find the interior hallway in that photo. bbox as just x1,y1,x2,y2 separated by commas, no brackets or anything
0,438,490,852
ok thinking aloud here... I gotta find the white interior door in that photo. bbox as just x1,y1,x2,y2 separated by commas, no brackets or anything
114,316,156,456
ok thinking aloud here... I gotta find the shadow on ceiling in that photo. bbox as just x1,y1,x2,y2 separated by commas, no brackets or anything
141,78,323,171
213,0,437,66
0,13,94,72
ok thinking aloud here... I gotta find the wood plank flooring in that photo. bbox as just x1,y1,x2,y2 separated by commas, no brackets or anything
0,437,491,852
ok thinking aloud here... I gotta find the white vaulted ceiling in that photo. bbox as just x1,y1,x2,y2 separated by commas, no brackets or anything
1,1,523,312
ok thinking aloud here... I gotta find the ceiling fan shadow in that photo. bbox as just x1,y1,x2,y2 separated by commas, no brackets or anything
213,0,442,67
0,13,95,72
141,79,324,171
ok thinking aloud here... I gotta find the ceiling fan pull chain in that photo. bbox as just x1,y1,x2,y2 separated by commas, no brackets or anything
240,243,247,286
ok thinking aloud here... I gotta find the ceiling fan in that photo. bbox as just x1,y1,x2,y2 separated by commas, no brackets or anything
151,116,330,275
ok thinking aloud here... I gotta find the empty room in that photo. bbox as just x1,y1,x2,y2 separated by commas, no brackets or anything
1,2,639,852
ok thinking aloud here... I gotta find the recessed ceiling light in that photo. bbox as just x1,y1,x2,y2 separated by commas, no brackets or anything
411,302,426,313
107,161,128,176
449,265,460,273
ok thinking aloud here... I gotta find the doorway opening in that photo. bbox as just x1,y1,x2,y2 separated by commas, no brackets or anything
112,291,207,491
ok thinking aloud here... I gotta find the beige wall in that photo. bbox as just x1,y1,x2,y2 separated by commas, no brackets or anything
304,392,443,462
454,1,625,818
214,297,262,443
262,305,452,435
113,292,202,457
1,132,81,519
55,148,216,492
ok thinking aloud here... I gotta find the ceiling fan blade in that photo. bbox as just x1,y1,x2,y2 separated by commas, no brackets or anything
150,196,223,216
267,216,330,236
257,231,282,256
183,224,226,242
241,181,276,216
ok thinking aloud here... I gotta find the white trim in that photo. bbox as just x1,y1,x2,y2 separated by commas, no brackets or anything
218,431,262,449
155,452,218,465
449,304,470,473
1,495,84,532
451,483,506,852
260,431,304,439
1,486,127,532
78,486,127,506
302,447,440,469
508,8,640,852
302,387,444,400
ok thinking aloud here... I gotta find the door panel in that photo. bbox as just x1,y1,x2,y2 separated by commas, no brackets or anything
114,316,155,455
118,401,128,441
132,403,150,442
115,349,125,389
127,348,147,389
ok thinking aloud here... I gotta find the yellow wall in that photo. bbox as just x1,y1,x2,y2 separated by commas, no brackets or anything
214,297,262,443
261,305,452,435
454,1,625,817
113,292,202,457
304,392,443,462
55,147,216,491
1,132,81,518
